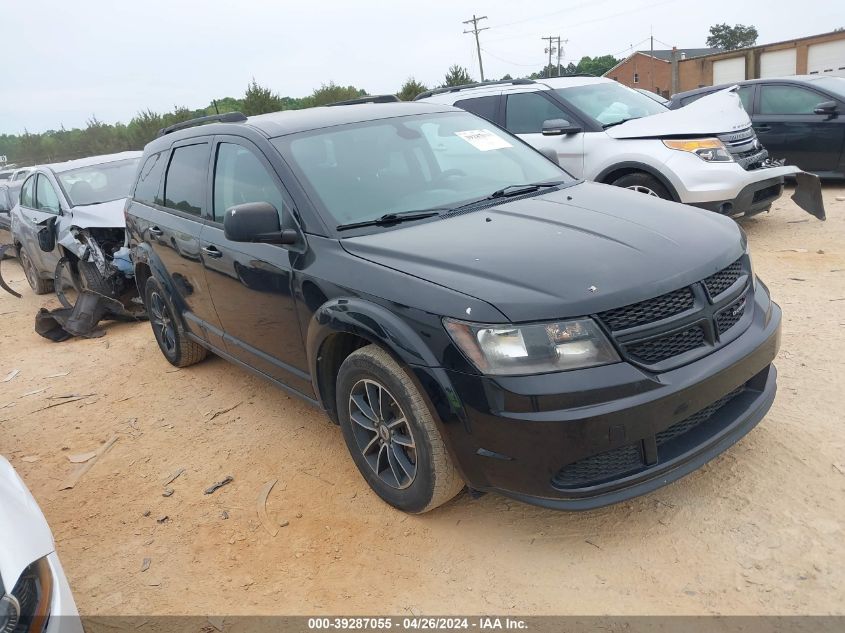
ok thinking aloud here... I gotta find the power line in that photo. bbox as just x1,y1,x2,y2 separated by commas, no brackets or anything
463,14,489,82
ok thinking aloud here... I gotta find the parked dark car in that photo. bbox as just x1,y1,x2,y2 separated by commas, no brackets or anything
127,104,782,513
668,76,845,179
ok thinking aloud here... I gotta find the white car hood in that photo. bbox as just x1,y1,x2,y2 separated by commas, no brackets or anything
0,456,54,590
606,87,751,138
67,197,128,229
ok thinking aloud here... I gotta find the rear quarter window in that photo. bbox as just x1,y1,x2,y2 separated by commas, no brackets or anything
134,152,166,206
454,96,499,123
163,144,210,216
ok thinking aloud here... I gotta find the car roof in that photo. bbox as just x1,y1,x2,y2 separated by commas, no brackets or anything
672,75,842,100
40,151,142,175
143,102,459,153
417,76,612,102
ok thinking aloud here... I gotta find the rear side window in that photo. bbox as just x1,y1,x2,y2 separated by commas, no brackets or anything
759,85,824,114
19,175,35,207
505,93,568,134
454,96,499,123
164,144,210,216
134,152,166,205
213,143,287,223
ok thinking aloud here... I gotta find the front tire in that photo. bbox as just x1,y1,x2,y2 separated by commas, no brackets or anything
144,276,207,367
19,246,53,294
336,345,465,513
611,172,672,200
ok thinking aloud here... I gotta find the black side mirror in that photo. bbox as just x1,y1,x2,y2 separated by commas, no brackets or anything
814,101,838,117
542,118,583,136
223,202,297,245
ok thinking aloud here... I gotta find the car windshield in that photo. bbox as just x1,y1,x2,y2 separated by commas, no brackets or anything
274,111,568,229
810,77,845,100
57,157,140,206
555,82,667,126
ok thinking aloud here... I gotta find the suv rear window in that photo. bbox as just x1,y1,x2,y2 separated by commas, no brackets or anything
164,144,210,216
454,96,499,123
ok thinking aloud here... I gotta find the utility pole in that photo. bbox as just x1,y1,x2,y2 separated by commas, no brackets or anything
650,27,655,92
463,15,489,82
542,36,555,77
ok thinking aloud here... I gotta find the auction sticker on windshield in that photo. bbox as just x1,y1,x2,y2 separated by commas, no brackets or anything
455,129,512,151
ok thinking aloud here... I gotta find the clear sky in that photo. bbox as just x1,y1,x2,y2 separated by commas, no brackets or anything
1,0,841,134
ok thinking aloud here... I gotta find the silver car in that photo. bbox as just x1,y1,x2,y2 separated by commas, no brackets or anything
10,152,141,294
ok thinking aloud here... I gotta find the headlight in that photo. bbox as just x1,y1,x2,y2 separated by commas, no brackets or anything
444,317,620,375
0,558,53,633
663,138,733,162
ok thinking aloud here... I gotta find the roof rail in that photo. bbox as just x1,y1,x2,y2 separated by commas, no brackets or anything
327,94,401,106
157,112,248,137
414,78,535,101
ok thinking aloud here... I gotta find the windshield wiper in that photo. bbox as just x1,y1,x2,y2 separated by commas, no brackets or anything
488,181,567,199
336,209,444,231
602,116,642,129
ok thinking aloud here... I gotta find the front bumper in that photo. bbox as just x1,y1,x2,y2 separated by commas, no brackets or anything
429,284,781,510
689,175,784,217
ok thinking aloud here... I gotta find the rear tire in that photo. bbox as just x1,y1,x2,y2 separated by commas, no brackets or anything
611,172,672,200
144,276,207,367
336,344,465,513
18,246,53,295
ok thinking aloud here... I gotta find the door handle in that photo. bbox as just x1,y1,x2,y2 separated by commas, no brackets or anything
202,245,223,259
149,226,164,237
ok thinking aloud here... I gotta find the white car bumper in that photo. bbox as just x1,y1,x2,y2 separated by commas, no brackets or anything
46,552,83,633
662,152,825,219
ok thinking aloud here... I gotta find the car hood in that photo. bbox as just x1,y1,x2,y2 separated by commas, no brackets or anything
341,182,743,322
67,197,128,229
0,457,54,590
606,87,751,138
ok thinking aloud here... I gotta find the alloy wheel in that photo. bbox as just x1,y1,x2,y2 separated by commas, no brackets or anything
348,379,417,489
627,185,659,197
19,250,39,289
149,291,176,354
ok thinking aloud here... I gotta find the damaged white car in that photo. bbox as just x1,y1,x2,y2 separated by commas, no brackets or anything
0,456,83,633
418,77,825,221
2,152,145,338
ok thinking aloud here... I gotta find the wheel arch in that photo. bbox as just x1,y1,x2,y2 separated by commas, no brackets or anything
306,297,442,424
596,161,681,202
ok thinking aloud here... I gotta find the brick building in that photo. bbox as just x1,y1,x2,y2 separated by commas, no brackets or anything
605,30,845,96
604,48,720,97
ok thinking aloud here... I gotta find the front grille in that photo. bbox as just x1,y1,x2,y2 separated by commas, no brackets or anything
552,443,643,488
718,127,767,171
626,325,705,364
594,257,749,369
597,287,694,331
552,385,748,490
716,292,748,334
703,258,742,298
656,386,745,446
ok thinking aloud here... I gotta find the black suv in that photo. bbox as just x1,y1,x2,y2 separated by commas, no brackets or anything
126,103,782,513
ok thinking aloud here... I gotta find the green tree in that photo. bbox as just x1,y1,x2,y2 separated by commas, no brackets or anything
128,109,165,148
443,65,473,87
500,74,513,81
575,55,620,76
241,78,284,115
397,77,428,101
310,82,367,106
706,23,758,50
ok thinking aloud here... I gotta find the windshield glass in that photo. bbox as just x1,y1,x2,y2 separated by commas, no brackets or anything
810,77,845,100
555,82,667,126
58,157,140,206
274,112,568,228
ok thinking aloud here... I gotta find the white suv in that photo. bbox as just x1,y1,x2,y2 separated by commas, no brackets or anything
416,76,825,220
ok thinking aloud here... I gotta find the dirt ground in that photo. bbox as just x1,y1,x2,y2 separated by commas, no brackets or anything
1,186,844,617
